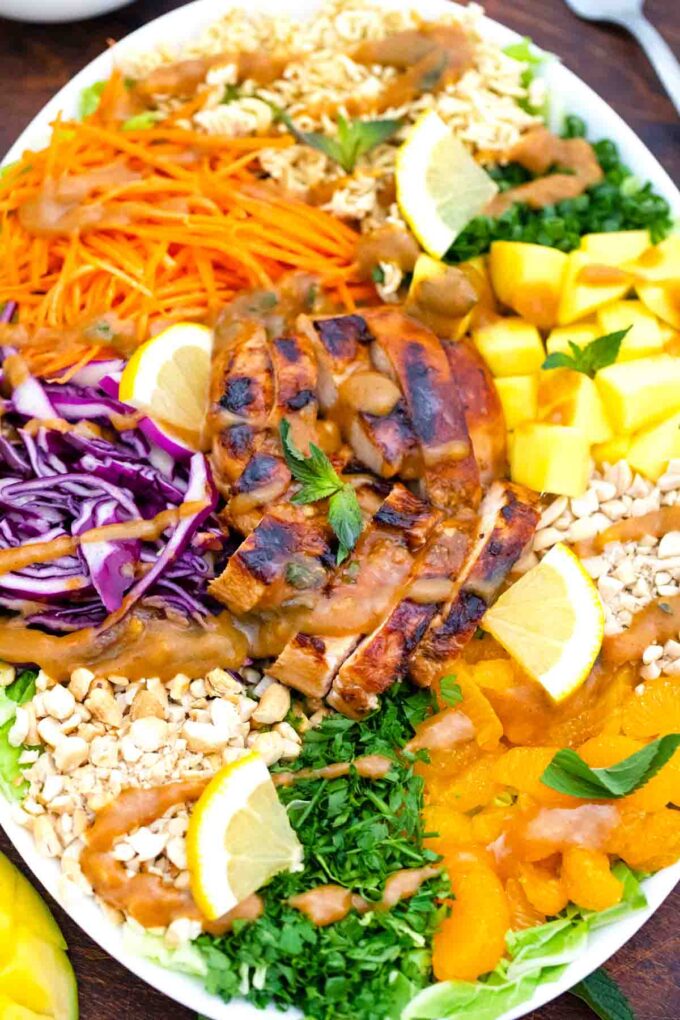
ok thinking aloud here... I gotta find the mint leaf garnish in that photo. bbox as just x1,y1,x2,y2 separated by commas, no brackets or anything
541,734,680,799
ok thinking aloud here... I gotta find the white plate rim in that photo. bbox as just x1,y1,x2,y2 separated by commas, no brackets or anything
1,2,678,1017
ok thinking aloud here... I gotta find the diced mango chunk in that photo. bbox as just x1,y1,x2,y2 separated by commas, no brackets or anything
545,323,599,356
580,230,650,266
406,254,475,339
494,375,538,430
595,354,680,433
472,318,545,377
628,411,680,482
636,280,680,329
510,422,591,497
537,369,613,444
596,299,663,360
593,434,631,466
557,251,631,325
629,235,680,282
489,241,568,329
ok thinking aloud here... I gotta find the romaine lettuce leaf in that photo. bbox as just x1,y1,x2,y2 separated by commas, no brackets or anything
402,864,646,1020
78,81,106,120
0,670,38,803
122,921,208,977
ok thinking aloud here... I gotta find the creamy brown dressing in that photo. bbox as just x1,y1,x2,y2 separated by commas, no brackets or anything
406,706,475,752
604,594,680,665
0,611,247,682
273,754,393,787
0,502,208,578
288,865,440,926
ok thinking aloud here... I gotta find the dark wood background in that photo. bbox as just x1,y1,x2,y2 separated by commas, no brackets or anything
0,1,678,1018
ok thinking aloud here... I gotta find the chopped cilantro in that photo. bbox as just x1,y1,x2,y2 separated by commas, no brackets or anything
196,684,448,1020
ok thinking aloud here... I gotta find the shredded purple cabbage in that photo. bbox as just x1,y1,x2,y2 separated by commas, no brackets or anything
0,352,222,632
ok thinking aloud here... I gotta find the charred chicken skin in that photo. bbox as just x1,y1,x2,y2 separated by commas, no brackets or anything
208,302,539,717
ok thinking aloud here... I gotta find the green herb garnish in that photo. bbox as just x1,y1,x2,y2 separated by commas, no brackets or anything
197,684,447,1020
439,675,463,707
542,328,629,377
280,110,401,174
541,734,680,799
0,669,38,803
280,419,363,562
78,81,106,120
570,967,635,1020
285,558,326,591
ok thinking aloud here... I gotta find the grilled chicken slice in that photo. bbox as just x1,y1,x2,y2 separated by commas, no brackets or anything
444,338,507,484
208,505,331,615
329,519,471,717
300,313,420,478
268,484,441,699
363,308,481,510
210,324,319,531
409,481,540,687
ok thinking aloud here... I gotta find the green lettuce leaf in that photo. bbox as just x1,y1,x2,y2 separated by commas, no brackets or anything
78,81,106,120
403,864,646,1020
0,670,38,803
122,921,208,977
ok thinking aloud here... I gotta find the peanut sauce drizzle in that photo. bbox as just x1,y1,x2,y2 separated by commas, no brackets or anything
288,866,441,926
0,501,209,577
80,779,262,932
273,754,393,787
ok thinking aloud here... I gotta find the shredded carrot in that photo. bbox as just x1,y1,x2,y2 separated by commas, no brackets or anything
0,73,369,377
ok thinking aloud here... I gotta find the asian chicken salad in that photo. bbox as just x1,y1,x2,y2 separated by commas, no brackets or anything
0,2,678,1019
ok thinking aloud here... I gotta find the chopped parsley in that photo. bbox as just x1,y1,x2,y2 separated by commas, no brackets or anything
446,120,672,262
196,685,448,1020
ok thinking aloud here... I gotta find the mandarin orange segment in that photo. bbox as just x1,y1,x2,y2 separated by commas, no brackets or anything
518,861,569,916
432,862,510,981
471,806,515,845
457,675,504,750
442,753,502,813
608,808,680,872
621,677,680,739
472,659,516,693
417,743,480,797
423,805,474,854
505,876,546,931
492,747,571,805
622,749,680,811
561,847,624,912
577,734,644,767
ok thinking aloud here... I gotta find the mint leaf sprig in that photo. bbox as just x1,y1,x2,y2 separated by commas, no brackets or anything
570,967,635,1020
541,733,680,799
277,109,401,174
280,419,363,563
542,328,630,378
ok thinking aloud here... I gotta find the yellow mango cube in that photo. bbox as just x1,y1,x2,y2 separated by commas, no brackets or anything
557,251,631,325
596,300,663,360
406,254,475,339
593,434,632,466
472,318,545,377
489,241,568,329
580,230,650,266
494,375,538,430
595,354,680,433
545,323,599,356
511,422,591,497
537,369,613,444
636,280,680,329
628,411,680,481
628,235,680,282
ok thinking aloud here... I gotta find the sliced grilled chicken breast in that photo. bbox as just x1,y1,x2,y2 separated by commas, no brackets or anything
409,481,540,687
329,519,471,717
363,308,481,509
444,338,507,484
268,484,440,699
208,505,331,615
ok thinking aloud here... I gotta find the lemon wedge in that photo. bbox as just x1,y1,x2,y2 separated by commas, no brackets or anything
395,110,498,259
186,752,303,921
118,322,213,451
482,543,604,703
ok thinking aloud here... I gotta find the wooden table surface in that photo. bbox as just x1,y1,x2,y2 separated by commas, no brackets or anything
0,1,678,1018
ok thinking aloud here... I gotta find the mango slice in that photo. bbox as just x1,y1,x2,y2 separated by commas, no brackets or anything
596,299,663,360
490,241,568,329
595,354,680,433
557,251,631,325
510,422,591,497
472,318,545,377
494,375,538,430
